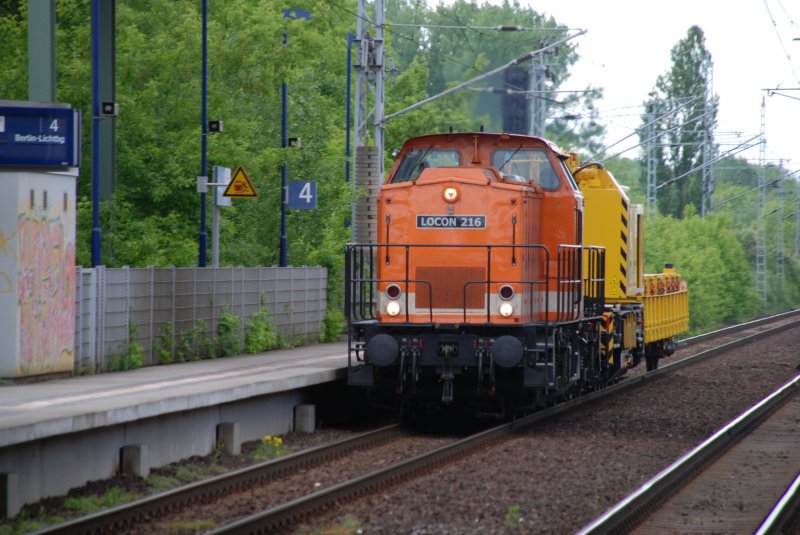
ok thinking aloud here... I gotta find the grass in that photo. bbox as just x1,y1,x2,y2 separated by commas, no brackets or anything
505,505,522,531
174,463,227,483
168,520,216,532
297,515,363,535
250,435,290,461
64,487,142,515
0,488,140,535
147,474,182,493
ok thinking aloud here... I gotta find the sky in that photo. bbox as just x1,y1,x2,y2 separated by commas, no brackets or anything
428,0,800,167
535,0,800,167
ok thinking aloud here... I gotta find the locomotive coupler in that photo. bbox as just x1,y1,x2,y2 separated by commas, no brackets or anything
395,348,408,395
441,373,454,404
410,344,420,394
476,339,490,392
438,342,459,358
439,343,456,403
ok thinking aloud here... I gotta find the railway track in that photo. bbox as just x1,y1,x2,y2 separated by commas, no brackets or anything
36,310,800,534
577,374,800,534
35,425,407,534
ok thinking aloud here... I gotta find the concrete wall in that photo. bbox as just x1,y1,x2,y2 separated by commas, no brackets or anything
74,266,328,373
0,389,312,516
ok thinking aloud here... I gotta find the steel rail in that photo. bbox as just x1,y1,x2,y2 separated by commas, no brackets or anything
755,469,800,535
36,310,800,534
678,308,800,347
576,374,800,535
209,316,800,534
34,424,404,535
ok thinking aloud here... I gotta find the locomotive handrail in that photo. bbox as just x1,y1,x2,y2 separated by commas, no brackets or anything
347,243,557,324
346,242,605,324
555,245,606,321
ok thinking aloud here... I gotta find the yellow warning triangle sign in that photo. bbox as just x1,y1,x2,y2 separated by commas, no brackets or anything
223,166,258,198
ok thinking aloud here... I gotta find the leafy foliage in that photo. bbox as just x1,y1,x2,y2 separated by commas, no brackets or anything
154,323,175,364
244,297,279,353
645,213,760,332
251,435,288,460
1,1,796,340
214,306,242,357
107,320,144,371
640,25,718,218
320,307,346,343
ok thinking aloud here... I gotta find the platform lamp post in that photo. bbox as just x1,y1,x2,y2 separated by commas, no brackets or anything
279,8,311,267
91,0,101,266
197,0,209,266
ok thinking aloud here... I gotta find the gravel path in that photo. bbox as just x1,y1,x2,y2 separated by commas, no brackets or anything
5,324,799,534
298,327,800,534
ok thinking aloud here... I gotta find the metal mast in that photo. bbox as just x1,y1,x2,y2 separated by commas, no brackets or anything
700,59,714,218
755,96,767,307
528,61,546,137
354,0,384,155
645,106,658,215
353,0,385,244
795,192,800,258
776,165,784,287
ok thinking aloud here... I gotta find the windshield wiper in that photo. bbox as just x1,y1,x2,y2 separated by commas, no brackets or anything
497,145,523,172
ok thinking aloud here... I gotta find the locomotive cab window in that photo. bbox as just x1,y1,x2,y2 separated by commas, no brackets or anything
492,148,561,190
392,148,461,183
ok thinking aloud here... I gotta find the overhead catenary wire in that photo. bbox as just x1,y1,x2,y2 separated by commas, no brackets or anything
590,97,698,161
764,0,800,84
595,100,712,164
713,168,800,209
386,23,578,32
329,0,580,99
328,0,531,92
657,133,762,190
383,30,586,124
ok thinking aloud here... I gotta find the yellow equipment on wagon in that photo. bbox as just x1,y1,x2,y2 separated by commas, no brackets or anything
567,153,689,371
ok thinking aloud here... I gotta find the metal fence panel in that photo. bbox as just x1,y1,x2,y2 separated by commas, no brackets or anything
74,266,327,372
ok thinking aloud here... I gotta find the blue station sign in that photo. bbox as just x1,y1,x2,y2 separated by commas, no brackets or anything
0,105,81,167
288,181,317,209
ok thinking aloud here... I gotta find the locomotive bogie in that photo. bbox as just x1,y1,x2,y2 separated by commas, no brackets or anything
351,320,604,409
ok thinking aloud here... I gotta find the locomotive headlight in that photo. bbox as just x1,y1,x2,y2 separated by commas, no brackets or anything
386,300,401,317
499,302,514,317
442,186,460,203
386,284,402,300
499,285,515,300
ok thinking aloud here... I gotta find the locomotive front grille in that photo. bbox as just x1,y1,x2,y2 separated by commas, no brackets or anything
414,266,486,309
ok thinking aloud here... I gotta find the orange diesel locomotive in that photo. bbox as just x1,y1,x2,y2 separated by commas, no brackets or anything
346,132,687,414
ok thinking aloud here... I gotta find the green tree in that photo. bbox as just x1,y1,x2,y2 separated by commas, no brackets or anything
646,213,758,332
385,0,605,152
640,25,718,218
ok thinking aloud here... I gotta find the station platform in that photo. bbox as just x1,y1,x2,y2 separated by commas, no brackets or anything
0,342,349,517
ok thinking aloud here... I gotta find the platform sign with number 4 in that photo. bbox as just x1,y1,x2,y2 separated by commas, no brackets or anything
288,181,317,209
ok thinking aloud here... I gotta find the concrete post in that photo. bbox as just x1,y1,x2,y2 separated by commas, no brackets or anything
121,445,149,478
217,422,241,455
0,473,20,518
294,404,316,433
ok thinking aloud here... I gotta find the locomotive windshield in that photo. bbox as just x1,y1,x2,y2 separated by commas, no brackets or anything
392,148,461,183
492,148,561,190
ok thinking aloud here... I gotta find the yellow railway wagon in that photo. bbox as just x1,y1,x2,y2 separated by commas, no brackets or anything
569,154,689,371
642,266,689,343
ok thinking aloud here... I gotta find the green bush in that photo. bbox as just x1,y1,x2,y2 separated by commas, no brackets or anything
176,319,210,362
320,307,345,343
215,306,242,357
245,295,278,353
154,323,174,364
